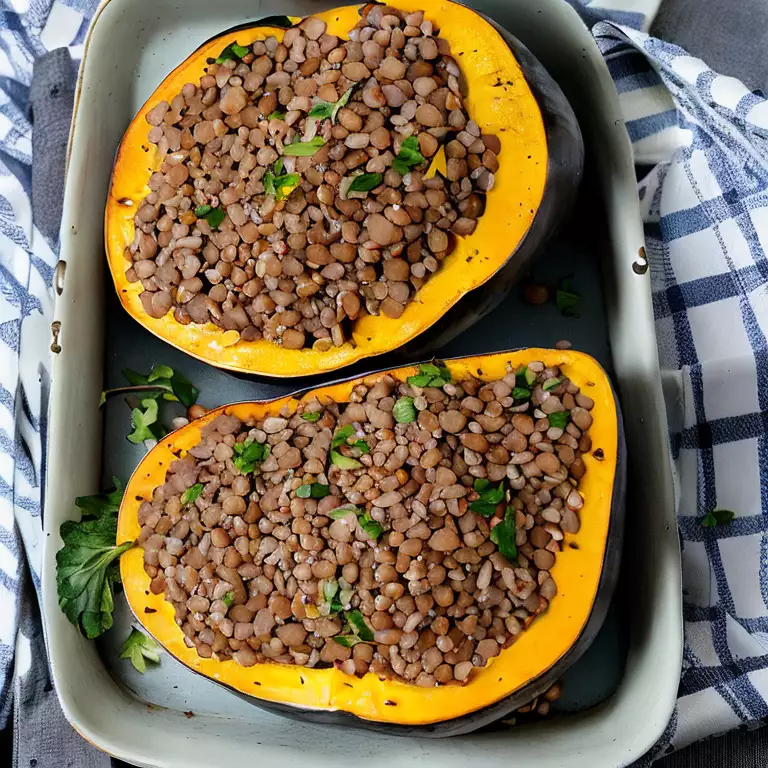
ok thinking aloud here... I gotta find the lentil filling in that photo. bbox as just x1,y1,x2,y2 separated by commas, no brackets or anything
139,360,595,687
127,6,500,351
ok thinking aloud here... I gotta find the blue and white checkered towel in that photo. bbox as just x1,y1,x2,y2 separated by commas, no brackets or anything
1,0,767,761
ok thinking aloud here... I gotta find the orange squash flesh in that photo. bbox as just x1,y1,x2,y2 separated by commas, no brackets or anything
105,1,548,377
118,349,620,726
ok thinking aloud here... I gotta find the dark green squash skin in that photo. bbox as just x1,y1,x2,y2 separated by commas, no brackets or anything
199,7,584,369
138,351,625,736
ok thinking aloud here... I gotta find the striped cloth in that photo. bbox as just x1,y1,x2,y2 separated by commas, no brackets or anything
0,0,766,761
581,2,768,757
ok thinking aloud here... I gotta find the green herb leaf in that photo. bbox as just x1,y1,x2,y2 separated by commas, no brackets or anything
181,484,203,505
323,579,339,605
114,365,198,409
57,509,135,639
215,42,250,64
204,206,227,230
490,508,518,562
473,478,489,493
301,411,322,422
556,279,581,317
127,398,162,444
406,375,428,387
283,136,325,157
470,481,505,517
309,86,355,122
330,425,365,468
331,450,362,470
267,110,285,120
223,591,235,608
547,411,570,430
346,609,374,641
391,135,425,176
169,369,199,408
119,629,161,673
331,87,354,122
406,362,452,389
297,483,330,499
393,396,416,424
359,513,383,541
348,173,383,194
329,505,359,519
75,478,124,519
333,634,362,648
332,424,355,449
232,438,270,474
263,161,301,200
525,368,537,387
701,509,736,528
194,204,212,217
308,101,334,120
512,387,531,400
147,365,174,382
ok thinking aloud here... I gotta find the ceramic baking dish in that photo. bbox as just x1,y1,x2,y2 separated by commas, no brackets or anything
43,0,682,765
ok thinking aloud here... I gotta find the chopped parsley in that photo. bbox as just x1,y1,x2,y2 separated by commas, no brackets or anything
283,136,325,156
296,483,330,499
348,172,383,193
490,508,518,562
215,42,250,64
547,411,570,430
391,135,425,176
701,509,736,528
406,361,452,388
469,478,505,517
119,629,161,673
180,483,203,505
232,438,270,474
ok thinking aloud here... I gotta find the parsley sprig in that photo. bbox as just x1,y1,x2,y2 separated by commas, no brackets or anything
101,364,200,445
56,478,135,639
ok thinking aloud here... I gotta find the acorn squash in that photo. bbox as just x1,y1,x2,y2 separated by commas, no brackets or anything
117,349,624,735
105,2,583,377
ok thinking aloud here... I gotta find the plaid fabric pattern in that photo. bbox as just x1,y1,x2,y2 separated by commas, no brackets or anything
585,10,768,761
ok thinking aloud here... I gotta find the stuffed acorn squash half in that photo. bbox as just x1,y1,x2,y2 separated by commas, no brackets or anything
117,349,624,735
105,2,583,377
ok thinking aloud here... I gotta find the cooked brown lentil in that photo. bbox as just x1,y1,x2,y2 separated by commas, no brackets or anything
139,361,593,685
127,6,499,350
